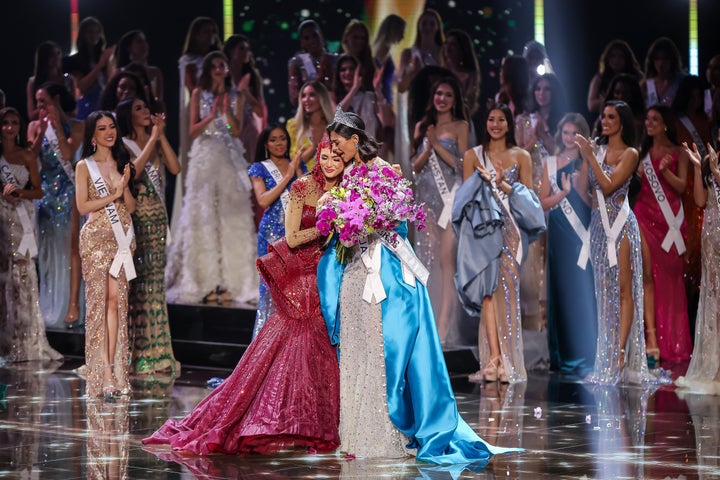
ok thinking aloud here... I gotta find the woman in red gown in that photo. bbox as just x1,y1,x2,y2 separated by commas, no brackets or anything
143,143,344,455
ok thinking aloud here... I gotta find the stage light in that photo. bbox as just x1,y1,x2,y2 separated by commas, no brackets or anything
70,0,79,54
689,0,698,75
534,0,544,45
223,0,233,39
536,64,546,76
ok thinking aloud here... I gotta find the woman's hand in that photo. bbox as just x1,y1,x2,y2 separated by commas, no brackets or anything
475,162,493,183
150,113,166,138
682,141,703,168
574,134,595,161
560,171,572,195
99,45,116,68
2,183,20,204
710,143,719,175
426,124,437,148
114,164,131,199
658,153,672,172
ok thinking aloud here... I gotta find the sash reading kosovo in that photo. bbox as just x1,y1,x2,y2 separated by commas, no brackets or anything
85,158,136,280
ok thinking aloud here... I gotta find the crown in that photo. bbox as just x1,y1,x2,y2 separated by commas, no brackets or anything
332,105,363,130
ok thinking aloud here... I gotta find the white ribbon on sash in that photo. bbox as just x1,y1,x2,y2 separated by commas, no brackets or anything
426,145,457,229
640,153,685,254
474,146,523,264
547,155,590,269
261,159,290,211
0,156,38,257
359,236,385,304
594,146,630,267
85,158,137,281
358,230,430,305
298,53,318,79
44,122,75,185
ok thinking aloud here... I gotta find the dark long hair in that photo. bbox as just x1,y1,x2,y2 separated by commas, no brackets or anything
341,20,375,92
99,71,147,112
671,75,705,117
413,76,467,151
115,30,142,68
332,54,360,101
597,39,643,95
639,105,679,160
115,97,149,139
327,112,379,163
198,51,232,91
644,37,683,78
223,34,262,100
32,41,62,93
182,17,221,55
529,73,566,136
75,17,106,70
38,82,77,114
594,100,637,148
254,124,291,163
482,103,517,150
0,107,28,154
81,111,137,197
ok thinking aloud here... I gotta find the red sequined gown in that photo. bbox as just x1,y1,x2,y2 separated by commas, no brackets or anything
143,205,340,455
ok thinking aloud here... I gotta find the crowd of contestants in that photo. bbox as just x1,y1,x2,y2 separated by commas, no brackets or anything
1,10,720,406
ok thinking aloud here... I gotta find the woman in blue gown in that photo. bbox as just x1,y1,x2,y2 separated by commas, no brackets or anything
248,124,305,337
539,113,597,374
318,108,519,466
27,83,85,328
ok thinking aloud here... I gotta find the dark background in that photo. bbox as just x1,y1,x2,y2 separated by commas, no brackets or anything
2,0,719,149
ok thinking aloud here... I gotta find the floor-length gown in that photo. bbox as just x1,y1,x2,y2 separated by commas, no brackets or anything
0,163,63,364
144,204,340,455
634,151,691,362
477,164,527,384
414,138,463,343
546,160,597,373
80,176,135,398
320,183,518,464
586,157,669,386
676,180,720,393
248,160,303,337
165,89,258,304
36,122,81,328
129,164,179,374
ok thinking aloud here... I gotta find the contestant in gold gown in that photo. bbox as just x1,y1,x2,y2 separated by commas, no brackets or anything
76,111,136,398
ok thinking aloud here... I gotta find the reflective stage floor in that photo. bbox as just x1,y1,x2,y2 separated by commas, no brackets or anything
1,358,716,479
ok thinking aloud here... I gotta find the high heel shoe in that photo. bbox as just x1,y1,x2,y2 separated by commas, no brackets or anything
482,356,502,382
497,360,509,383
645,329,660,368
101,365,116,401
215,286,233,305
64,303,81,329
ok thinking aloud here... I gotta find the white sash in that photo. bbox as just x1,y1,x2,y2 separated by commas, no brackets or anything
358,231,430,305
426,145,457,229
640,153,685,254
85,158,137,281
0,156,38,258
705,89,713,118
122,137,172,244
297,53,318,79
44,122,75,185
646,78,658,107
594,146,630,267
473,146,523,264
261,160,290,211
547,156,590,269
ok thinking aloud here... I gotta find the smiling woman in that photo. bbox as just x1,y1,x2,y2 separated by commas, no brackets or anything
74,111,138,400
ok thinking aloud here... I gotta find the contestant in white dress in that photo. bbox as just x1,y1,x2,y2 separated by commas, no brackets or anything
165,52,258,305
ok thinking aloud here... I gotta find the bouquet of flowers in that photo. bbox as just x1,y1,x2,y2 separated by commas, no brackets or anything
316,162,425,263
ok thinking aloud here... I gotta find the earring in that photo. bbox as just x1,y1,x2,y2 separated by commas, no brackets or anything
91,140,97,153
16,134,20,144
354,142,358,149
265,146,269,158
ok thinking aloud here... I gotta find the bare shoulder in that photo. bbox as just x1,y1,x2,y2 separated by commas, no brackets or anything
510,146,531,161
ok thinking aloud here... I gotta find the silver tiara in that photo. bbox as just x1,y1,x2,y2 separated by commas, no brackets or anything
332,105,363,130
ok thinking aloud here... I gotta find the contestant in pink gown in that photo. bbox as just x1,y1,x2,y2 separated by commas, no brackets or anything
633,106,691,362
143,161,341,455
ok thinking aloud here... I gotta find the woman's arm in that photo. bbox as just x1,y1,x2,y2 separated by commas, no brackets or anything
75,160,131,215
251,154,302,209
577,135,638,195
285,178,320,248
20,150,44,200
539,162,571,210
72,46,115,95
462,148,479,181
659,149,688,194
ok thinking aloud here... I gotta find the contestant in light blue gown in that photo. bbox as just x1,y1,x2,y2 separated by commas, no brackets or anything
319,110,519,466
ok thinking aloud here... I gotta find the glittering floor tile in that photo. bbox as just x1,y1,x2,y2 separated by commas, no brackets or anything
0,358,716,479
